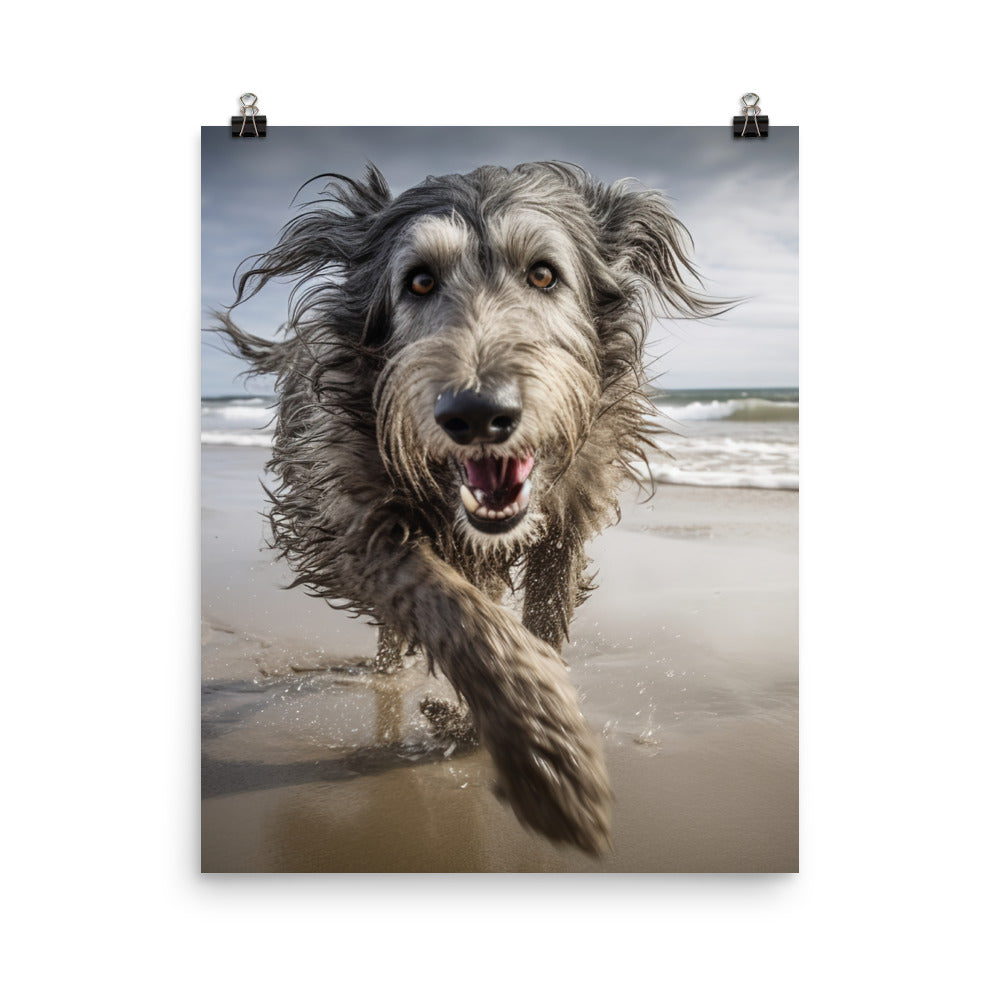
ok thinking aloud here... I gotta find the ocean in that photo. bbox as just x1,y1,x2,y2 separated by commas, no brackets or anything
201,387,798,491
646,387,798,490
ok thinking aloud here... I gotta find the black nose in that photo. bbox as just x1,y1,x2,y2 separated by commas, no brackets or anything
434,383,522,445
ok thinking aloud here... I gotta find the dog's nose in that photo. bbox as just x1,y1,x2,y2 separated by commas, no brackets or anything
435,383,522,445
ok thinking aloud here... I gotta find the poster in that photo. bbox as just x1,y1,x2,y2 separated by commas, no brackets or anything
201,127,798,872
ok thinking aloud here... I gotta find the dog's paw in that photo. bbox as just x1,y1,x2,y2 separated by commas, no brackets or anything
478,640,613,855
419,696,478,745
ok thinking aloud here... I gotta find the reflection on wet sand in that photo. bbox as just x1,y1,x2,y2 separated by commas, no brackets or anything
202,712,796,873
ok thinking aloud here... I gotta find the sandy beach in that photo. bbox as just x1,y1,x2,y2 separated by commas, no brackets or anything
202,444,797,872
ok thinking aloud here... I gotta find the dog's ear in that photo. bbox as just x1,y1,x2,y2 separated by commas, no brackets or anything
231,164,392,305
215,165,393,372
587,181,724,319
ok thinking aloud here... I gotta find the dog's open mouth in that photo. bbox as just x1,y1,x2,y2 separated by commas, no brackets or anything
457,453,534,533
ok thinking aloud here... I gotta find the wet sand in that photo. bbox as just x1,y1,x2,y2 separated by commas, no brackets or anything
202,445,797,872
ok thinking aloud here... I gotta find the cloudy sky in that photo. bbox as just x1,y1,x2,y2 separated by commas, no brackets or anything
202,126,797,396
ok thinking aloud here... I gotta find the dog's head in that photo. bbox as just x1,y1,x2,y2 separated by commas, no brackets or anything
229,162,720,547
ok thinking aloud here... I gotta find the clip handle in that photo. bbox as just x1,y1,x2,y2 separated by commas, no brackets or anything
733,92,768,138
231,92,267,137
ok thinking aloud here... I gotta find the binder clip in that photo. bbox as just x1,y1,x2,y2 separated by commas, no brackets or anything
733,93,768,138
231,93,266,137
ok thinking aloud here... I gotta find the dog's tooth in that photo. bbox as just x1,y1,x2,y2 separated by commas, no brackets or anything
475,505,488,518
517,477,533,506
460,484,479,514
502,505,514,517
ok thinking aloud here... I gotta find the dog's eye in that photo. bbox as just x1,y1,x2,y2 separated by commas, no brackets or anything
527,263,557,290
408,271,436,296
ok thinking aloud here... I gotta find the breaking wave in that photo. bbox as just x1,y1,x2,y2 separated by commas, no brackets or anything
655,398,798,423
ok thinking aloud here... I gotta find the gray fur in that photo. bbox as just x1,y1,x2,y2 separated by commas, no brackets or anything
217,162,724,854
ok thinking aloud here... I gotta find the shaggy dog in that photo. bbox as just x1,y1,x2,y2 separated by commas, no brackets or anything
219,162,720,853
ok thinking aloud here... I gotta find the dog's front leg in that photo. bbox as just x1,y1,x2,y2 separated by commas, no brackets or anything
521,532,585,652
374,625,405,673
367,538,611,854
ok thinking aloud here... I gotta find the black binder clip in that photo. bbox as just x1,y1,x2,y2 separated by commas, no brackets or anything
231,93,266,137
733,93,768,138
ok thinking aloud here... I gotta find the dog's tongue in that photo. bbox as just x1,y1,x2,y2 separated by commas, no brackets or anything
465,455,534,493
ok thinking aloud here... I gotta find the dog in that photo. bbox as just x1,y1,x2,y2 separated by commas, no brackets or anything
219,162,721,853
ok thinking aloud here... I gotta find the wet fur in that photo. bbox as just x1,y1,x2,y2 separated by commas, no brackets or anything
217,162,721,853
